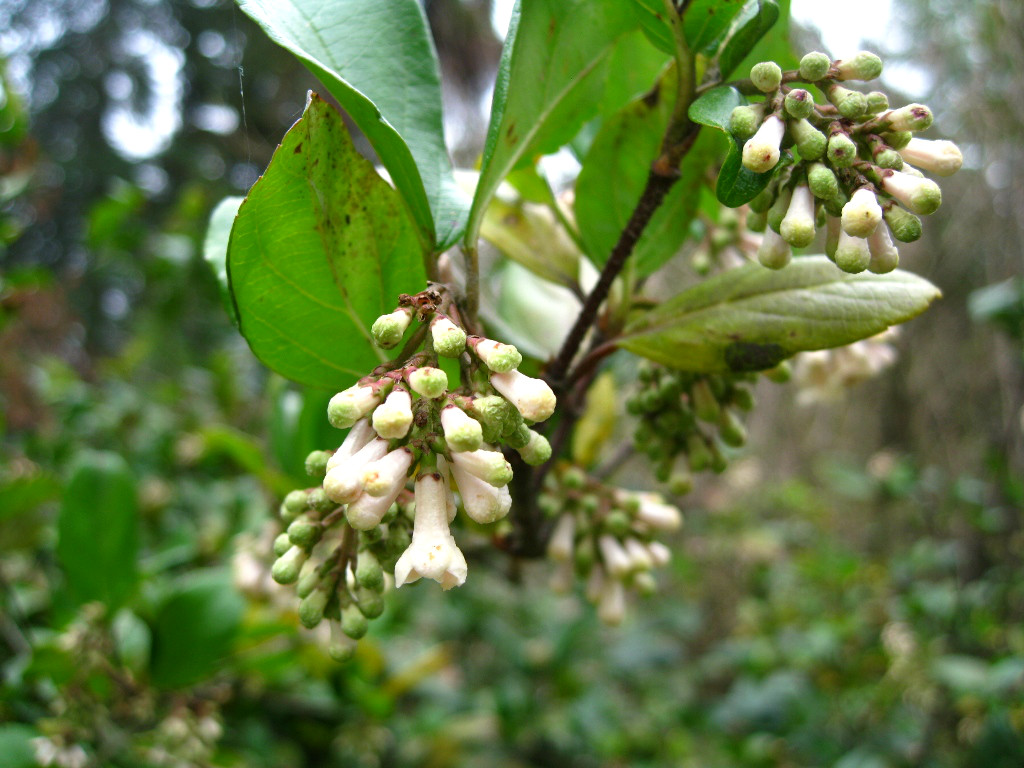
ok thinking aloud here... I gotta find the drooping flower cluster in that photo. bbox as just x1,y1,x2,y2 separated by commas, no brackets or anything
729,51,962,273
626,363,783,494
269,289,556,659
543,466,682,626
790,328,899,404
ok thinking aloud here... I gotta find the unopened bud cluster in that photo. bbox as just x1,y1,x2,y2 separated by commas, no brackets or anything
791,328,899,404
270,290,556,659
543,466,681,626
730,51,962,273
627,363,779,493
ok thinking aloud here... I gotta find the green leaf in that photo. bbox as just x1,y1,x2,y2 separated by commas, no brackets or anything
228,93,424,389
203,196,243,327
714,0,781,80
688,86,745,131
617,256,941,372
56,452,138,611
716,139,777,207
575,71,720,275
685,0,749,56
602,29,673,117
465,0,642,249
150,569,244,689
0,725,38,768
236,0,468,249
630,0,674,54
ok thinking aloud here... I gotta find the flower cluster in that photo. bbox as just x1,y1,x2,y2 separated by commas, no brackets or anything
730,51,962,273
543,466,682,626
689,206,765,275
269,290,556,659
791,328,899,404
627,363,781,494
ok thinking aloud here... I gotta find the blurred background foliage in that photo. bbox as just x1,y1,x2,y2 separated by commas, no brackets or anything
0,0,1022,766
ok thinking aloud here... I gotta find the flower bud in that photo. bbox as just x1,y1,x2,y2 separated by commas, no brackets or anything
835,51,883,81
826,132,858,168
547,514,575,562
750,61,782,92
341,603,369,639
407,366,448,399
741,115,785,173
866,91,889,114
757,228,792,270
898,138,963,177
647,541,672,567
624,538,654,570
807,162,839,199
767,184,793,234
517,429,552,466
295,559,321,598
440,405,483,452
598,535,633,578
371,388,413,439
271,545,308,584
328,384,381,429
784,88,815,119
729,104,764,139
273,532,292,557
879,170,942,215
489,370,557,422
371,307,412,349
718,408,748,447
361,447,414,497
780,185,817,248
841,188,883,237
826,83,867,118
874,148,904,170
307,487,335,514
634,495,683,531
881,130,912,150
790,118,826,161
883,205,922,242
746,209,768,232
326,419,375,472
323,437,389,503
867,225,900,274
356,549,384,590
597,578,626,626
884,103,933,133
328,621,358,661
834,230,871,273
798,51,831,81
305,450,330,479
298,587,330,628
355,586,385,618
451,448,513,487
429,315,467,358
282,489,309,519
450,460,512,524
287,516,322,549
470,337,523,373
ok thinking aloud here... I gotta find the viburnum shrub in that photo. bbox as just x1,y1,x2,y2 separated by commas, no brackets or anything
206,0,955,658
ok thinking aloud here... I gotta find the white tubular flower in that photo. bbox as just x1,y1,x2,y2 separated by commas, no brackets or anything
597,577,627,626
598,534,632,578
841,188,883,238
883,103,933,132
394,471,467,590
898,138,962,177
741,114,785,173
327,384,382,429
450,458,511,524
489,370,557,422
450,447,513,488
646,541,672,567
440,404,483,452
326,418,375,472
371,388,413,439
437,456,458,523
624,538,654,570
322,437,389,503
780,185,816,248
867,224,900,274
361,447,414,497
879,170,942,215
471,337,523,373
547,513,576,562
757,227,792,270
634,494,683,531
346,479,405,529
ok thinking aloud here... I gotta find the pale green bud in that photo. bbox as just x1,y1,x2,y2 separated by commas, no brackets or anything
295,560,321,598
407,366,448,399
884,103,933,133
341,603,369,639
757,228,792,270
807,162,839,199
686,434,713,472
729,104,763,139
504,423,531,450
784,88,815,119
780,186,817,248
299,587,330,628
879,170,942,215
440,405,483,452
451,449,513,488
471,338,523,373
273,532,292,557
867,224,900,274
328,621,358,662
746,209,768,232
841,188,883,237
328,384,381,429
518,429,552,467
307,487,335,514
835,230,871,273
827,133,858,168
430,316,467,358
825,216,841,260
371,307,412,349
835,51,883,81
799,51,831,81
750,61,783,92
883,205,922,242
742,115,785,173
790,118,827,161
371,388,413,439
718,408,747,447
271,545,309,584
767,184,793,234
287,517,322,549
874,148,904,170
881,130,912,150
281,490,308,522
466,395,508,431
866,91,889,114
305,450,330,479
826,83,868,118
691,379,721,422
355,587,384,619
669,469,693,496
356,550,384,590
